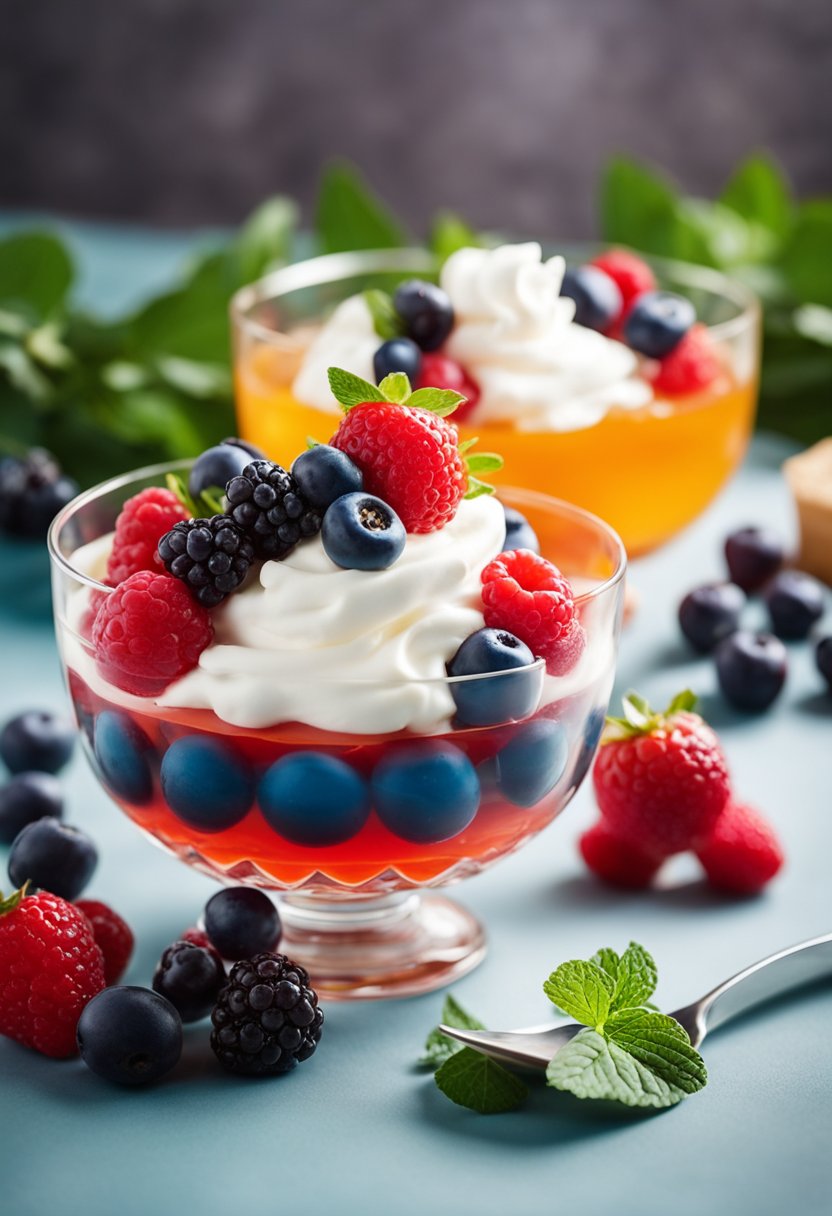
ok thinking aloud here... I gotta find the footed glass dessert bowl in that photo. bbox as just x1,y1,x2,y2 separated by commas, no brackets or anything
49,463,624,999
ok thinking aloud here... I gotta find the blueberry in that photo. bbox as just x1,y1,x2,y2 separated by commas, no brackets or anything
715,631,787,711
203,887,281,959
560,265,622,333
0,709,76,775
393,280,454,351
371,743,480,843
321,493,405,571
724,526,785,592
94,712,154,805
678,582,746,653
77,986,182,1085
160,737,254,832
502,505,540,554
188,442,257,500
0,772,63,845
569,706,607,790
494,719,569,807
0,449,78,539
623,291,696,358
290,444,364,511
258,752,370,846
221,437,266,459
152,941,226,1023
764,571,825,640
816,637,832,691
373,337,423,384
8,817,98,900
448,629,539,727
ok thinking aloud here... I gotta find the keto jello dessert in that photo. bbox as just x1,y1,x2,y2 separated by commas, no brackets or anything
233,244,760,554
49,369,625,997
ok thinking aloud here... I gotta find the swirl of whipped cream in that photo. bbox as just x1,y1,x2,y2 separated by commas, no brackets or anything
292,294,378,415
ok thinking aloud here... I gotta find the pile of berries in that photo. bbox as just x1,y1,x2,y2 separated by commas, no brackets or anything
0,448,78,540
580,690,784,895
678,524,828,710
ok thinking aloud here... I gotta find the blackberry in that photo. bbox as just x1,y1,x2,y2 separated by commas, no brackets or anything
0,449,78,539
225,461,321,561
210,952,323,1076
158,515,255,608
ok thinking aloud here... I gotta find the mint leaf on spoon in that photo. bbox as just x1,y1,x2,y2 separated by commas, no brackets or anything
435,1048,529,1115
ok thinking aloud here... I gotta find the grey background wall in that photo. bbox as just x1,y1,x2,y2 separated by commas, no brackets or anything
1,0,830,235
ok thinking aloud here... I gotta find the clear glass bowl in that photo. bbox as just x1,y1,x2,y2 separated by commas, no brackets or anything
231,247,760,556
49,463,625,998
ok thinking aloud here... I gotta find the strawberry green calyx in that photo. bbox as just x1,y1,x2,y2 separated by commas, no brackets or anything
0,881,30,917
602,689,699,743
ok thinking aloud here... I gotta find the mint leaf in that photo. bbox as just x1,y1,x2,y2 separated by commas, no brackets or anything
590,947,621,982
720,154,793,241
465,452,503,474
435,1047,529,1114
327,366,386,410
605,1009,707,1095
543,960,615,1029
232,195,298,287
364,289,403,340
464,476,496,500
0,232,73,319
608,942,658,1011
430,211,481,262
316,161,406,254
405,387,464,416
546,1028,690,1109
421,994,485,1068
378,371,411,404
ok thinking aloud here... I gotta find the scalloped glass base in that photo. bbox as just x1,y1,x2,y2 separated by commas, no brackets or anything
276,892,487,1000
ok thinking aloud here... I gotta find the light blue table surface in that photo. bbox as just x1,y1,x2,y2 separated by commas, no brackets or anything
0,220,830,1216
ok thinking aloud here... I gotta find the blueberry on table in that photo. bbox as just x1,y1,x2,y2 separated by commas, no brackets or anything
0,449,78,539
203,887,282,960
76,986,182,1086
816,637,832,691
678,582,746,653
291,444,364,511
502,505,540,554
8,817,98,901
448,628,538,727
322,493,406,571
0,709,76,775
373,337,423,384
724,526,785,592
152,941,227,1023
93,711,154,805
622,291,696,358
764,570,825,640
371,743,480,844
160,737,254,832
715,631,787,711
188,441,256,499
393,280,454,351
258,752,370,846
560,265,622,333
494,718,569,807
0,772,63,844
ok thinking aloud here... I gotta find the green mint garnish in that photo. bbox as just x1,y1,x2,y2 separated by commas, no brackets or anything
166,472,225,520
327,365,463,416
326,367,387,409
420,994,485,1068
603,688,698,742
435,1047,529,1115
363,289,403,341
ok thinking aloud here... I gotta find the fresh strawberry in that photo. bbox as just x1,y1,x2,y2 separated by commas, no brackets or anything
0,884,106,1058
648,324,720,395
593,690,731,857
75,899,134,984
415,354,480,423
590,249,656,322
92,570,213,696
106,487,189,586
481,548,585,676
579,821,663,889
696,801,784,894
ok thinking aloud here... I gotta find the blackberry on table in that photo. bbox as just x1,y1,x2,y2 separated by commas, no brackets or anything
210,952,323,1076
0,449,78,539
225,461,321,561
158,515,255,608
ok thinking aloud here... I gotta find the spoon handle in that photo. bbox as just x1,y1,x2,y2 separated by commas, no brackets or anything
689,931,832,1041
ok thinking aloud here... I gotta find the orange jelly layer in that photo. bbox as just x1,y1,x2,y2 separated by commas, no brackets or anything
235,351,757,555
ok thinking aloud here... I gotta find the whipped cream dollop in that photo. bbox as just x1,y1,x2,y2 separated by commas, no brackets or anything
291,243,651,430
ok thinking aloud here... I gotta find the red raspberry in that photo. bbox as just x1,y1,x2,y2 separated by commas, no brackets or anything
91,570,213,697
590,249,656,317
593,691,731,857
75,899,134,984
648,324,720,395
579,821,663,889
481,549,585,676
415,354,481,424
330,402,467,533
106,487,189,586
696,801,784,894
0,885,106,1058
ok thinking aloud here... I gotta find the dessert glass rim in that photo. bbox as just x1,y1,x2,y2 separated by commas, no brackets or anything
229,244,760,351
47,460,627,686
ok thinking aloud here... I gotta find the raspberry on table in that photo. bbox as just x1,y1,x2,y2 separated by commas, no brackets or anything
579,821,663,889
415,354,480,424
481,548,585,676
91,570,213,696
75,899,134,985
225,460,321,560
106,487,189,586
648,324,720,395
590,249,656,316
0,885,106,1058
157,515,255,607
696,801,784,894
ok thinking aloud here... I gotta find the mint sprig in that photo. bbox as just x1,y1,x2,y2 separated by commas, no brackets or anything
165,472,225,520
363,289,403,341
421,995,529,1113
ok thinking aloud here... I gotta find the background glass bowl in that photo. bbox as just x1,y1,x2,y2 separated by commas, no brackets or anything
49,463,625,999
231,246,760,556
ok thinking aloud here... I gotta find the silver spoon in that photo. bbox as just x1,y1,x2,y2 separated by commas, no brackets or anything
440,931,832,1070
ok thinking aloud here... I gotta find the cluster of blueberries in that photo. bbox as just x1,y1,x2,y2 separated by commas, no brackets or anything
560,264,694,357
369,279,455,385
678,525,830,710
